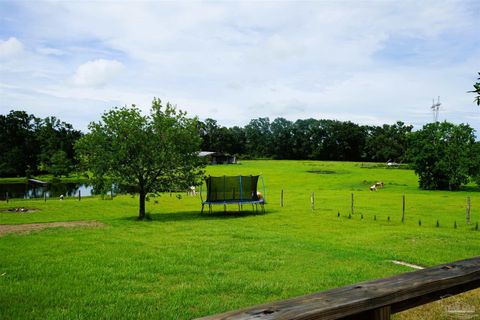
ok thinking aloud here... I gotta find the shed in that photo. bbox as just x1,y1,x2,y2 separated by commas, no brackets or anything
199,151,236,165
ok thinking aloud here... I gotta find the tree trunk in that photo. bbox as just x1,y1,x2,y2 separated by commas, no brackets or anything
139,191,146,220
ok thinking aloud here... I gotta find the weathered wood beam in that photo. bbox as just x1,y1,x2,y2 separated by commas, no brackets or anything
196,256,480,320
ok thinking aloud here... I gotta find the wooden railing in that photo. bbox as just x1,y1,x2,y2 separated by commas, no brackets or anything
197,257,480,320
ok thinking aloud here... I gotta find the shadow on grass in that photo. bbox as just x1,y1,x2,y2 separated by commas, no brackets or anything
120,207,273,223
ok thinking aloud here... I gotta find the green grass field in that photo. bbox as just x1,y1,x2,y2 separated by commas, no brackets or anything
1,160,479,319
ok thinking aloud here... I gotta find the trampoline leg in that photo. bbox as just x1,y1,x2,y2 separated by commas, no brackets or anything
252,204,254,212
209,204,212,213
261,203,265,213
238,203,241,212
224,203,226,213
255,203,258,213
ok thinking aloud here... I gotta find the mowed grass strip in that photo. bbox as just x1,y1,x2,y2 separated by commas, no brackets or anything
1,160,479,319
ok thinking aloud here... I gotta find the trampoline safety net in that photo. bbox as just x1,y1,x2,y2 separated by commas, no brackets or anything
205,175,260,203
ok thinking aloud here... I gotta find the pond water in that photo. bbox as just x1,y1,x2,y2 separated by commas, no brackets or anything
0,182,95,200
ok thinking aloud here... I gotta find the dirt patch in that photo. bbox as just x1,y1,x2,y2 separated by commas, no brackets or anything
0,221,104,236
1,207,39,213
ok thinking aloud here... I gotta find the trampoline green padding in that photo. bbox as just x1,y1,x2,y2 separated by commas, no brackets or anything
200,175,266,213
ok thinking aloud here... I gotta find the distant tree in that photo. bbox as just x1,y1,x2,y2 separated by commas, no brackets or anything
291,119,323,159
36,116,82,173
197,119,243,156
76,98,204,219
270,118,294,159
365,121,413,162
48,150,72,177
320,120,367,161
0,110,38,177
226,126,246,156
245,117,272,158
469,72,480,106
408,122,477,190
470,141,480,187
198,118,222,152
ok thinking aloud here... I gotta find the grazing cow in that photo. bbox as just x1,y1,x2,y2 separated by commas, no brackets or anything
370,185,377,191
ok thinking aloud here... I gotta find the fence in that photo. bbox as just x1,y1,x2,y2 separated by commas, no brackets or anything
197,256,480,320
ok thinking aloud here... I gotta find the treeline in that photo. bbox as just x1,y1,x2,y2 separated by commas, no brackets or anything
198,118,413,162
0,110,82,177
2,110,479,191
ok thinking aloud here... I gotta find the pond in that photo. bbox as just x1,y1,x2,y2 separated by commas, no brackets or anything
0,182,96,200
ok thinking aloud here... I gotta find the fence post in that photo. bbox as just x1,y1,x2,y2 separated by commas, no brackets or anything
44,192,47,202
351,193,354,215
311,192,315,210
402,194,405,223
78,190,81,201
280,189,284,207
371,306,391,320
6,192,8,203
466,196,471,225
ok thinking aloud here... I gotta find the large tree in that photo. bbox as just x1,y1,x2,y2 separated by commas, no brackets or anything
0,110,38,177
76,98,204,219
408,121,477,190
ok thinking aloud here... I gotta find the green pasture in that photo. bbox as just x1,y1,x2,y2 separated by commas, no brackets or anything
1,160,479,319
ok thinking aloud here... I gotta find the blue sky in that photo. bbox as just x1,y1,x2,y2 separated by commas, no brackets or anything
1,1,479,134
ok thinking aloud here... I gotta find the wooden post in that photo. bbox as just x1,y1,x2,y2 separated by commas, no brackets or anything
78,190,81,201
311,192,314,210
351,193,354,215
402,194,405,223
280,189,284,208
5,192,8,203
371,306,391,320
466,196,471,225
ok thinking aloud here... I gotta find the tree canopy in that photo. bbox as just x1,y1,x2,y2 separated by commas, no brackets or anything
0,110,81,177
408,121,477,190
365,121,413,163
75,98,204,219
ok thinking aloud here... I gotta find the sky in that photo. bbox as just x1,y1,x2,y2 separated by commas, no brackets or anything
1,0,479,134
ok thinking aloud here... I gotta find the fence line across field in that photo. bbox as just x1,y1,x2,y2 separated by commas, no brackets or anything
275,190,476,229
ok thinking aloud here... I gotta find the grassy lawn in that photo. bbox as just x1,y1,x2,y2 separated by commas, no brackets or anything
1,160,479,319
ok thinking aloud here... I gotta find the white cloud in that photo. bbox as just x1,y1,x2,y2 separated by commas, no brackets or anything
0,1,479,134
0,37,23,59
72,59,124,87
36,47,64,56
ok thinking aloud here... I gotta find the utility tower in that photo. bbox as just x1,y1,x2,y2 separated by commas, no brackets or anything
431,96,441,122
